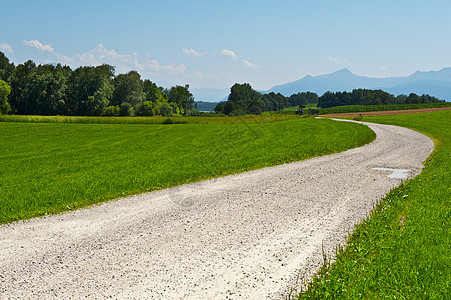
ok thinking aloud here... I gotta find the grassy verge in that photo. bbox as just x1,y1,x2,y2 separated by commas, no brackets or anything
0,116,374,224
319,102,451,115
296,110,450,299
0,113,297,124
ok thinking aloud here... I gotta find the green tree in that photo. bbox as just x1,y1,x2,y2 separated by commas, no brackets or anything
214,103,224,114
0,80,11,114
27,64,69,115
262,92,289,111
288,92,318,107
112,71,144,107
103,105,120,116
225,83,262,115
8,60,37,114
143,79,165,104
0,51,15,82
66,64,114,115
223,102,236,115
83,88,110,116
167,85,194,115
135,101,155,116
160,102,173,116
119,102,133,116
247,99,263,115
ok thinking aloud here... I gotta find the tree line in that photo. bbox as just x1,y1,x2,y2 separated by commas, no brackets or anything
214,83,318,115
214,83,444,116
0,51,195,116
317,89,444,109
0,51,445,117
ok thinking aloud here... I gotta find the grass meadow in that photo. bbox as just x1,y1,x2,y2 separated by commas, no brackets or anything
0,115,375,224
318,102,451,115
261,102,450,116
297,110,450,299
0,113,296,124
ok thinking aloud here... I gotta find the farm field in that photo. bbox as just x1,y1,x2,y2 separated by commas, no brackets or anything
297,110,450,299
0,113,296,125
262,102,451,117
0,116,375,224
319,102,451,115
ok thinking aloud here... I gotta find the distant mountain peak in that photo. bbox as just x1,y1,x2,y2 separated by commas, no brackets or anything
320,68,357,79
266,66,451,101
335,67,352,73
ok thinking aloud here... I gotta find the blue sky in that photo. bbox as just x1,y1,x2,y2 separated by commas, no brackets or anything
1,0,451,90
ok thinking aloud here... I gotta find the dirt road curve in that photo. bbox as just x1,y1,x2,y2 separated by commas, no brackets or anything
0,121,434,299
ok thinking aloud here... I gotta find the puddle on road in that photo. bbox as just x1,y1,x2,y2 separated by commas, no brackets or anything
372,167,411,179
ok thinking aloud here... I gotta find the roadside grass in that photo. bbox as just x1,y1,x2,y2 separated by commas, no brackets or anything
296,110,450,299
0,113,297,125
319,102,451,115
0,116,375,224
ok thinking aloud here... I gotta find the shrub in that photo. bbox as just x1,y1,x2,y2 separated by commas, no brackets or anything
135,101,155,116
119,102,133,116
160,102,173,117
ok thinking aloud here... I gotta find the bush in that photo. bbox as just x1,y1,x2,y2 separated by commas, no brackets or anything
214,103,224,114
119,102,133,116
102,105,119,116
188,109,200,116
160,102,173,117
135,101,155,116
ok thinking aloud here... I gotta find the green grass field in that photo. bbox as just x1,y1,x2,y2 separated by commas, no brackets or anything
318,102,451,115
0,116,375,224
297,110,450,299
0,113,296,124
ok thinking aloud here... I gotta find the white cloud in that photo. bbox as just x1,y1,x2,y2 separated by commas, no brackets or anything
30,43,187,78
327,56,341,64
182,48,205,57
0,43,14,54
74,43,132,65
74,44,186,76
243,59,259,69
380,66,389,71
134,56,144,69
54,53,74,64
19,41,190,84
220,49,237,59
23,40,54,53
142,59,186,75
327,56,350,65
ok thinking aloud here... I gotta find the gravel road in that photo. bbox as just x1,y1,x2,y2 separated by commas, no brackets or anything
0,120,434,299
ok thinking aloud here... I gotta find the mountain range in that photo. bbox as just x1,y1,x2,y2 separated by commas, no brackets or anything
268,68,451,101
191,67,451,102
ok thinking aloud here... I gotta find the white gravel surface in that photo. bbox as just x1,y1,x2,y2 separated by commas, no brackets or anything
0,120,434,299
